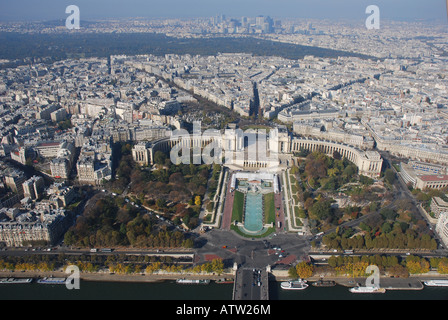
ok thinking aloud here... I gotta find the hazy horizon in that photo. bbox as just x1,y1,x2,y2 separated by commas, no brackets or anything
0,0,447,22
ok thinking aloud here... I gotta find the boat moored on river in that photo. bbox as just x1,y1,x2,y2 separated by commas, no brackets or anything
37,277,66,285
280,279,308,290
0,278,33,284
423,280,448,287
349,285,386,293
215,278,234,284
312,279,336,287
176,279,210,285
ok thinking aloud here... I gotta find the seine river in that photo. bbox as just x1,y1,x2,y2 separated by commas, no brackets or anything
1,280,448,300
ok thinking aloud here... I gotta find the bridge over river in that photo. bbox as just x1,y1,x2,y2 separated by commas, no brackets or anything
233,267,269,300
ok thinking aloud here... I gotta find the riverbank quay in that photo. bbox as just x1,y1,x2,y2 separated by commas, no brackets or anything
269,269,448,291
0,270,235,284
334,277,424,290
1,269,447,291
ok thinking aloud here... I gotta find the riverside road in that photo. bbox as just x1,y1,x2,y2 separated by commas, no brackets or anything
2,228,447,268
194,229,310,268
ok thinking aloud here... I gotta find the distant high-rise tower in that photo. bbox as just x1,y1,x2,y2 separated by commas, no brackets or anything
213,14,226,26
256,16,265,27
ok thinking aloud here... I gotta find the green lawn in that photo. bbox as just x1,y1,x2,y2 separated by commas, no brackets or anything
232,190,245,223
264,193,275,224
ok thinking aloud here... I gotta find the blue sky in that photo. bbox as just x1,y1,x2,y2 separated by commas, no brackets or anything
0,0,446,22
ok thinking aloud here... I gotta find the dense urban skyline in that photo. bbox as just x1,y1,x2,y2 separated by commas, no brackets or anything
0,0,447,22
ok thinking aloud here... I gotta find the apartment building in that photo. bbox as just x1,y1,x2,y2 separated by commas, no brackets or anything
22,175,45,200
431,196,448,219
0,208,71,246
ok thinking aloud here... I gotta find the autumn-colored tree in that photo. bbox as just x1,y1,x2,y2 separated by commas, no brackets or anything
210,258,224,275
304,158,327,179
295,261,314,279
355,261,370,277
406,258,430,274
145,262,162,274
406,261,421,274
334,261,368,277
438,260,448,274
